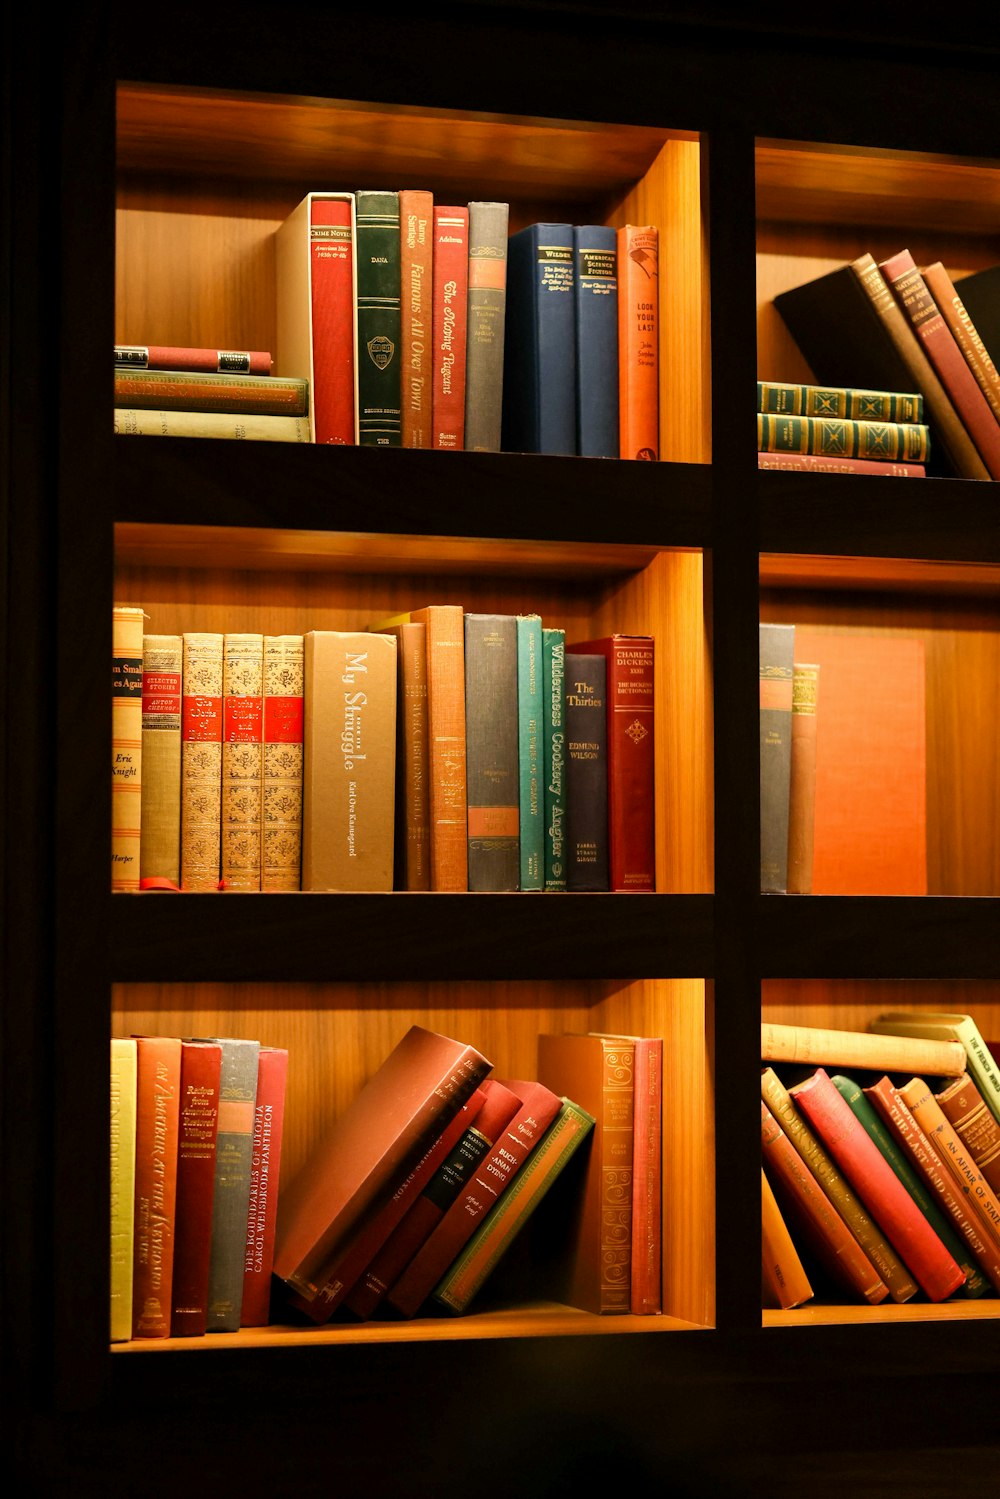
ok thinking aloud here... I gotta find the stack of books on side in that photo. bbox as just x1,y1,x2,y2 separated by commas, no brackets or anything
773,254,1000,480
756,379,929,477
112,604,656,896
110,1034,288,1342
113,343,311,442
761,1015,1000,1311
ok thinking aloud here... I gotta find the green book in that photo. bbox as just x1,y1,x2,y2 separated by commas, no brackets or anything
757,411,930,463
432,1096,595,1314
517,614,544,891
355,189,402,446
756,379,923,424
870,1012,1000,1129
542,627,567,892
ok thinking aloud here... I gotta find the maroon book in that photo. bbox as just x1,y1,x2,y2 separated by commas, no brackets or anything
431,206,469,449
567,635,655,892
170,1040,222,1336
240,1047,289,1327
114,343,272,375
385,1078,562,1319
310,196,356,445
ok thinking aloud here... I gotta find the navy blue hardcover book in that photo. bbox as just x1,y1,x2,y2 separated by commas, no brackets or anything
501,223,576,455
573,225,619,457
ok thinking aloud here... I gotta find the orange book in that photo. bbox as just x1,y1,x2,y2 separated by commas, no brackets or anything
616,224,659,460
761,1168,813,1310
400,189,434,449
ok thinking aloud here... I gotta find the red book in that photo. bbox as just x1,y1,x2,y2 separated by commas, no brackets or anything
617,224,659,460
240,1047,289,1327
114,343,272,375
757,451,926,477
170,1041,222,1336
385,1079,562,1318
346,1079,521,1320
400,189,434,449
309,195,357,445
789,1068,965,1302
879,248,1000,480
431,205,469,449
132,1036,183,1338
272,1025,491,1302
629,1036,662,1314
567,634,655,892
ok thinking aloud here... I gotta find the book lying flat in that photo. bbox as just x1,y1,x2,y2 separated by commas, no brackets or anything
871,1013,1000,1128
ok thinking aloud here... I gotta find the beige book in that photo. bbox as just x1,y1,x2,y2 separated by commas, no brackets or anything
111,605,145,891
181,632,224,890
262,634,304,890
222,633,264,891
110,1037,138,1342
761,1020,965,1077
302,631,397,890
786,662,819,895
139,633,182,886
114,408,311,441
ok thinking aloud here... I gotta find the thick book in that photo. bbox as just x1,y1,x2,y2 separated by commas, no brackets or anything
564,652,609,891
221,632,264,892
568,634,654,893
756,412,930,464
517,614,544,892
110,1038,138,1342
756,379,923,423
788,1068,965,1302
617,223,659,460
240,1046,289,1327
773,253,989,479
180,632,224,891
955,264,1000,368
464,200,509,453
935,1073,1000,1196
169,1040,222,1336
139,633,182,889
385,1078,561,1319
433,1096,597,1315
464,613,520,891
542,627,567,892
113,369,308,417
898,1076,1000,1267
920,261,1000,426
501,222,576,455
431,205,469,449
355,189,402,446
592,1032,662,1314
879,249,1000,479
536,1033,635,1313
757,451,925,477
114,408,311,442
786,661,819,895
261,634,304,891
399,189,434,449
202,1036,260,1332
111,604,144,892
761,1168,813,1311
403,604,468,891
115,343,272,375
132,1035,182,1337
871,1013,1000,1128
573,224,619,458
761,1020,965,1078
759,622,794,893
301,630,397,892
380,621,430,890
273,1025,492,1303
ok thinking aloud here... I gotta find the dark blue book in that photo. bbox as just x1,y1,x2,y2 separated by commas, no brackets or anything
501,223,576,455
573,225,619,457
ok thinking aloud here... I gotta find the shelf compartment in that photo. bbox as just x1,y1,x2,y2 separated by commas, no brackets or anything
757,899,1000,979
758,484,1000,569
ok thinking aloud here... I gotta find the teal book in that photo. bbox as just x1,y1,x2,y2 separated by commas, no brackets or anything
517,614,544,891
542,627,567,891
355,189,402,446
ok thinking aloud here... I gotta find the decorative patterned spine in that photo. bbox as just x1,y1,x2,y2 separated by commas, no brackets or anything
261,635,304,891
181,633,224,890
111,605,145,891
222,633,264,891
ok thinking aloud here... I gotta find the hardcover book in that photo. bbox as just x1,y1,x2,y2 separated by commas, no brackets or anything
464,613,520,891
761,1020,964,1077
355,189,402,445
293,192,358,445
138,633,182,889
565,652,609,891
501,222,577,455
465,200,509,452
591,1032,662,1314
542,627,567,892
756,379,923,423
756,412,930,464
113,369,308,417
517,613,544,892
955,264,1000,368
261,634,304,891
170,1040,222,1337
399,189,434,449
221,633,264,891
617,223,659,460
110,1038,138,1342
757,452,926,477
114,409,311,442
380,621,430,890
114,343,273,375
431,205,469,449
871,1013,1000,1128
573,224,619,457
301,630,397,892
786,661,819,895
132,1035,183,1337
202,1036,261,1332
935,1073,1000,1195
240,1046,289,1327
759,622,794,893
761,1167,813,1311
180,632,224,891
918,262,1000,425
401,604,468,891
111,604,144,892
898,1076,1000,1267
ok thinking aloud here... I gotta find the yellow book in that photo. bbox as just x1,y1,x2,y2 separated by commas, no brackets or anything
110,1038,138,1342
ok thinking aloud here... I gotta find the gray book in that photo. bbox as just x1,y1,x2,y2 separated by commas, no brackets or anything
196,1036,261,1331
464,202,509,452
464,613,520,890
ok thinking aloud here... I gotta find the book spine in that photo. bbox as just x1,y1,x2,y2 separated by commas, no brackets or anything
309,195,357,445
501,224,576,455
113,371,308,416
114,408,311,441
761,1168,813,1310
241,1048,289,1327
180,633,223,890
517,615,544,892
399,189,434,449
412,606,468,892
786,661,818,895
384,622,430,890
565,653,609,890
222,633,264,892
872,1014,1000,1124
355,189,402,446
542,627,567,892
206,1037,261,1332
594,1037,635,1311
574,224,619,457
115,344,272,375
756,379,923,423
132,1036,183,1337
110,1039,138,1342
762,1021,966,1076
759,622,794,893
139,634,182,888
757,451,925,476
899,1076,1000,1261
630,1037,662,1314
261,635,304,891
602,636,655,892
935,1073,1000,1196
464,200,509,452
464,613,520,891
959,1022,1000,1128
169,1042,222,1336
431,205,470,449
756,412,930,463
922,260,1000,424
617,224,659,459
880,249,1000,479
111,605,144,891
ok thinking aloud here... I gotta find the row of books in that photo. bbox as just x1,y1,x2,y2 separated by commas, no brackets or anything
112,604,656,895
272,1024,662,1326
113,192,661,459
774,254,1000,480
756,378,930,478
111,1034,288,1341
761,1012,1000,1309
